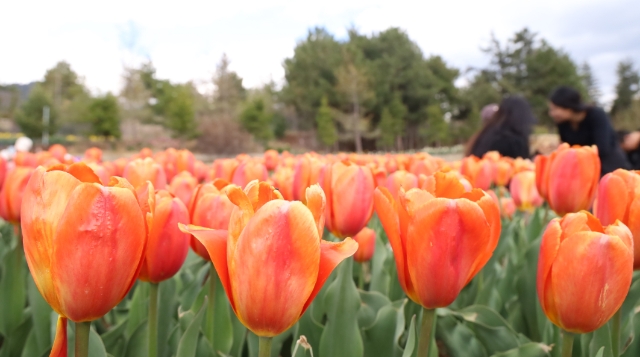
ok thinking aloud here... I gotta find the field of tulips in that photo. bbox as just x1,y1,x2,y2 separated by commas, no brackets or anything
0,143,639,357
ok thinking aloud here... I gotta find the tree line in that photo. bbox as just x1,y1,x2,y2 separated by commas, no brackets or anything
1,27,638,152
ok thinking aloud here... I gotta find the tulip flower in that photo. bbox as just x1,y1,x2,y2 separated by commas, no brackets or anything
535,144,600,216
232,160,268,188
494,158,513,187
48,144,67,162
169,171,198,207
123,158,168,190
15,151,37,167
386,170,418,199
0,156,6,191
84,147,103,163
21,163,148,357
194,160,207,182
353,227,375,264
264,149,280,171
460,155,494,190
0,166,34,225
188,179,236,260
374,171,500,357
180,181,357,356
320,160,375,239
293,155,324,203
594,169,640,268
113,157,129,176
212,158,239,182
537,211,633,356
272,165,294,200
510,171,543,212
139,147,154,158
87,163,110,185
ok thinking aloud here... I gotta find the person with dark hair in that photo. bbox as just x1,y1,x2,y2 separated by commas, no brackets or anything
548,86,630,175
618,130,640,169
466,96,535,159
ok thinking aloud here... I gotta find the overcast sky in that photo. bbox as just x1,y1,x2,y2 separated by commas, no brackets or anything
2,0,639,104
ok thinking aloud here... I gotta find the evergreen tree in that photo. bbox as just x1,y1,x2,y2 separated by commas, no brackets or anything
315,97,338,148
422,104,449,146
611,59,640,117
213,54,246,120
378,107,397,148
580,62,601,105
15,84,58,139
240,98,273,146
87,93,121,139
165,84,198,139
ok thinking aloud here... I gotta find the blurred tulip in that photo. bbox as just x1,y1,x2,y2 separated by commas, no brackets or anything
537,211,633,333
594,169,640,268
0,166,34,224
535,144,600,215
232,159,268,188
0,156,6,191
123,158,168,190
138,190,190,283
48,144,67,162
292,155,324,203
188,180,236,260
510,171,543,211
169,171,198,207
181,181,357,337
320,160,375,239
374,171,500,308
21,163,148,355
176,149,195,176
409,156,439,177
372,167,387,188
15,151,37,167
86,163,110,185
386,170,418,199
139,147,154,158
213,159,239,182
513,157,535,173
264,149,280,171
272,166,294,200
460,156,494,190
194,160,207,182
353,227,376,263
113,157,129,177
494,158,513,187
84,147,103,163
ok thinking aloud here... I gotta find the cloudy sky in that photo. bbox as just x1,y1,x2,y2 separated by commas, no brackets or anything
2,0,639,104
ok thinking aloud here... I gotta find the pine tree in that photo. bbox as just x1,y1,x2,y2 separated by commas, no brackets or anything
611,59,640,117
315,97,338,148
87,93,121,139
580,62,601,105
15,84,58,139
240,98,273,146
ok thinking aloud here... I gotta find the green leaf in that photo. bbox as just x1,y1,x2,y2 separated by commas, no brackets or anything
453,305,523,354
124,320,148,357
293,307,323,356
489,342,551,357
595,346,605,357
358,290,392,329
370,234,390,296
247,328,294,357
436,314,487,357
158,278,178,357
0,238,26,336
177,296,208,357
362,298,404,357
20,330,40,357
230,312,248,357
101,318,128,357
402,315,417,357
89,327,109,357
27,274,52,354
589,324,613,357
0,315,32,357
125,282,149,338
203,269,233,355
319,258,364,357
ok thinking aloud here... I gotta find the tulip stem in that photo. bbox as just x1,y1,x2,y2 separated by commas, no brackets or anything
148,282,159,357
561,330,574,357
612,310,621,356
358,262,368,290
259,336,272,357
75,321,91,357
418,308,436,357
207,263,216,350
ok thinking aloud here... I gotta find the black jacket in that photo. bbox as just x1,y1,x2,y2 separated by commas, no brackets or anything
471,125,530,159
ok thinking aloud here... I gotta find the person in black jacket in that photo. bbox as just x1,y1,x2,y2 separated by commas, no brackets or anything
619,130,640,169
548,86,630,175
466,96,535,159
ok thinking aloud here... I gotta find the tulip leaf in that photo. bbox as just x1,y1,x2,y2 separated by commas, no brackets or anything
589,324,613,357
158,278,178,357
402,315,417,357
27,274,52,355
179,262,210,311
595,346,605,357
0,316,32,357
202,269,233,355
488,342,551,357
230,312,248,357
123,321,149,357
436,314,487,357
362,298,404,357
177,296,208,357
516,240,543,341
452,305,523,354
125,282,149,338
294,308,323,356
370,235,390,296
357,290,392,329
0,237,26,337
246,327,294,357
100,318,128,357
88,327,108,357
320,258,364,357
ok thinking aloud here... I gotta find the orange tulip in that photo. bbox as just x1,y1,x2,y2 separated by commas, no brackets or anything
15,151,37,167
180,181,357,337
353,227,376,263
84,147,103,163
510,171,543,211
494,158,513,187
386,170,418,199
535,144,600,215
21,163,148,354
113,157,129,177
0,166,34,224
0,156,6,191
176,149,196,176
272,166,294,201
293,155,324,203
188,180,236,260
372,167,387,188
537,211,633,333
264,149,280,171
138,190,190,283
374,171,500,308
513,157,535,173
194,160,207,182
212,159,239,182
409,156,439,177
169,171,198,207
48,144,67,162
232,159,268,188
594,169,640,268
139,147,154,158
320,160,375,239
87,163,110,185
123,158,168,190
460,156,494,190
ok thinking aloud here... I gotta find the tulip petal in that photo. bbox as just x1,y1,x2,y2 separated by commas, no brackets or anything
22,168,83,314
51,183,146,322
330,163,374,237
536,219,562,322
433,171,465,198
301,237,358,315
595,174,628,226
464,192,501,283
305,184,326,239
226,185,255,264
179,224,235,311
373,187,417,302
229,200,320,337
551,231,633,333
49,316,67,357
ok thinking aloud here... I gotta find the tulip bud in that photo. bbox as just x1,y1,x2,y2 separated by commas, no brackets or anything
123,157,168,190
510,171,543,212
292,155,324,203
537,211,633,333
264,149,280,171
535,144,600,215
0,166,34,224
386,170,418,200
232,160,268,188
353,227,376,263
170,171,198,207
460,156,494,190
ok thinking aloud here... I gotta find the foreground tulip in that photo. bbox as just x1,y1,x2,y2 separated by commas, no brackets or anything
386,170,418,199
21,163,148,357
320,160,375,239
510,171,543,212
594,169,640,268
123,157,168,190
537,211,633,356
180,181,357,356
535,144,600,215
0,166,34,225
374,171,500,357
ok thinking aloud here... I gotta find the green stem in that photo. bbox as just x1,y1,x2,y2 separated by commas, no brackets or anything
75,321,91,357
612,310,621,356
207,262,216,350
561,331,574,357
148,283,159,357
417,308,436,357
358,262,366,290
258,336,272,357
